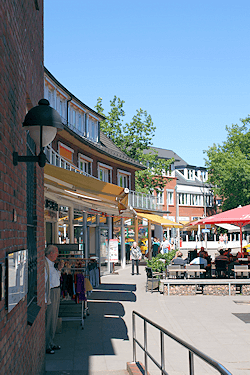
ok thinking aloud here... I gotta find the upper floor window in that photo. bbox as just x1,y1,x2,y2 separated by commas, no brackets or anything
188,170,193,179
60,100,63,117
157,190,164,205
167,191,174,205
98,163,112,183
117,170,131,189
78,154,93,175
88,116,98,142
72,110,76,127
58,142,74,163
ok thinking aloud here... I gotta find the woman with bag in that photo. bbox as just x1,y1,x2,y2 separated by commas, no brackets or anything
130,241,142,275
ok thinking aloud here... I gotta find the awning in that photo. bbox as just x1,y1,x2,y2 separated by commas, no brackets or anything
135,211,182,228
215,223,241,233
44,164,129,215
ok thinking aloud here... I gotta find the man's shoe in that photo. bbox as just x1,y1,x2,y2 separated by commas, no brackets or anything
46,349,55,354
51,345,61,350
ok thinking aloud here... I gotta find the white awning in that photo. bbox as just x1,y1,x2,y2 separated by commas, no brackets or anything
215,223,240,233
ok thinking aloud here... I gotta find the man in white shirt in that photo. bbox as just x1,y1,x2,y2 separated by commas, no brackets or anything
161,237,170,254
190,253,207,268
45,245,64,354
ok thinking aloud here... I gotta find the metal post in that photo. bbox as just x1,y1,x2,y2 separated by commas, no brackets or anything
189,351,194,375
144,320,148,375
132,312,136,362
160,331,165,374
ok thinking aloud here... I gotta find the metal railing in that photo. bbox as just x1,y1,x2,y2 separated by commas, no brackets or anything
128,190,158,210
44,145,98,179
132,311,232,375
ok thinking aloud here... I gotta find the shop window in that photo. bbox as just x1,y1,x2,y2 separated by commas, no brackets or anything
98,163,112,183
58,142,74,163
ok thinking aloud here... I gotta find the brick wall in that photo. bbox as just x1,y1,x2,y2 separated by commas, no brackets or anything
0,0,45,374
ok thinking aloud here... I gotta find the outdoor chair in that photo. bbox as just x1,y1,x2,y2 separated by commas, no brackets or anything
145,267,160,293
215,260,228,278
167,265,185,279
185,264,203,279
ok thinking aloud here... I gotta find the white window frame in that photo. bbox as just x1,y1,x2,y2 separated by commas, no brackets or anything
117,169,131,189
78,154,93,175
167,190,174,205
58,142,74,162
157,189,164,205
98,162,113,183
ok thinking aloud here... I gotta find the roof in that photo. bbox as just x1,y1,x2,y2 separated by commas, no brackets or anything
176,170,210,188
144,147,206,170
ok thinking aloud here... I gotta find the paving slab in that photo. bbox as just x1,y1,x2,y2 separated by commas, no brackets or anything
46,264,250,375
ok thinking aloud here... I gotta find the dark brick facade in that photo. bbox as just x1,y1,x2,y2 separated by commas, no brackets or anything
1,1,45,374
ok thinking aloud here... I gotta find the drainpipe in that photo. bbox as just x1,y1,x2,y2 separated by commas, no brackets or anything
66,95,72,125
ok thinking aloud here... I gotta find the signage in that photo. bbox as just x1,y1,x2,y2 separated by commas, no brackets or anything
202,229,210,233
109,239,119,263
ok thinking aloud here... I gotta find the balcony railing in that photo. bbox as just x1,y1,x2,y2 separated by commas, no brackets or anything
128,190,158,211
44,145,97,179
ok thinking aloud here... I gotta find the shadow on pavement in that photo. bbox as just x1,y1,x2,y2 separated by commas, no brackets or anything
45,283,136,375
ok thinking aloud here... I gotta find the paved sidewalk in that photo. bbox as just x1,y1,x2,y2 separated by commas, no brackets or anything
45,264,250,375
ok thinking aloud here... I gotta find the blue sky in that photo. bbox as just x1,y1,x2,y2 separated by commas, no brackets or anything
44,0,250,167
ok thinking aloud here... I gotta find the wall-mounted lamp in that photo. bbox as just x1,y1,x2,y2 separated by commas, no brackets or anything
13,99,63,167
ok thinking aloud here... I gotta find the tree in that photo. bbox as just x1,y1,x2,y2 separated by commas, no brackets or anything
204,117,250,211
95,96,174,194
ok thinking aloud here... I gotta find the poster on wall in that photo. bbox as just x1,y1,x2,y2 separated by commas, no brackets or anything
109,239,118,263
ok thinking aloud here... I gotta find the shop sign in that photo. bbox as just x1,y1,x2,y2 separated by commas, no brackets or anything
109,239,118,263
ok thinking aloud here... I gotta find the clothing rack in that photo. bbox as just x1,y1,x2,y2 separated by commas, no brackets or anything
58,256,99,329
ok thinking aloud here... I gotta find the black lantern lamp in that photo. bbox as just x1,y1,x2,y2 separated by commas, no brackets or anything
13,99,63,167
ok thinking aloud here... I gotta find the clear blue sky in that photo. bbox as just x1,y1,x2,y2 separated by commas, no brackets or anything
44,0,250,167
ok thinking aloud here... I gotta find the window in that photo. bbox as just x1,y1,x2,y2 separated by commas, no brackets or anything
78,154,93,175
157,190,164,205
72,110,76,127
188,170,193,179
26,133,37,305
58,142,74,162
78,114,82,132
60,100,63,117
98,163,112,183
88,116,98,142
167,191,174,205
117,170,131,189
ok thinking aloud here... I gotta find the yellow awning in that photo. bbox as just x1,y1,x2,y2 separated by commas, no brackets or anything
44,164,129,215
135,211,182,228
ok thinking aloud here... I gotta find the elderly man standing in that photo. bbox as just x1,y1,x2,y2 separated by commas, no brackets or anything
45,245,64,354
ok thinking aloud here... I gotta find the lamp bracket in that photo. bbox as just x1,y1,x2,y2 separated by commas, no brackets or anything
13,150,47,168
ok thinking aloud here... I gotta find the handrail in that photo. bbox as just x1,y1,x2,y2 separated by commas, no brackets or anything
132,310,232,375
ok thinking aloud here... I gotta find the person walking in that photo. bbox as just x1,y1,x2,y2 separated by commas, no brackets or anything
45,245,64,354
130,241,142,275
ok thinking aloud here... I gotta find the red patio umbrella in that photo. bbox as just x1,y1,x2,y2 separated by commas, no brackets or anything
201,204,250,252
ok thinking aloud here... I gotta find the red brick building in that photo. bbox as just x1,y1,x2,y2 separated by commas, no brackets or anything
1,1,46,373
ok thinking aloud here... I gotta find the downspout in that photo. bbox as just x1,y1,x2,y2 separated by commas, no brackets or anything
66,95,72,125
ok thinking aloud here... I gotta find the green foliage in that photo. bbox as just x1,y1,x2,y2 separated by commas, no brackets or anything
95,96,174,193
146,249,177,272
204,117,250,211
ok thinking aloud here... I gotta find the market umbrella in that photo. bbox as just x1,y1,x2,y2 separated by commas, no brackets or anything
200,204,250,252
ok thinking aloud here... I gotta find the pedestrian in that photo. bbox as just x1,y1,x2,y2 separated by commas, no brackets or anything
130,241,142,275
160,236,170,254
45,245,64,354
